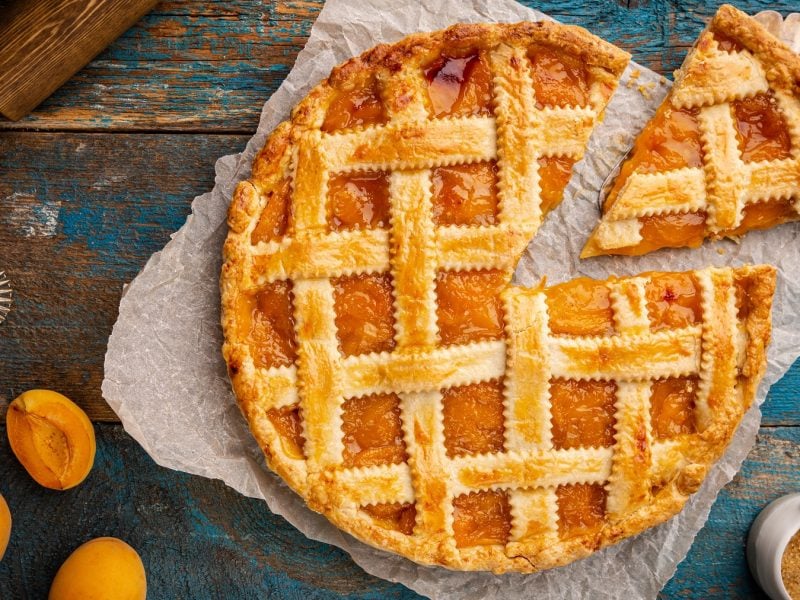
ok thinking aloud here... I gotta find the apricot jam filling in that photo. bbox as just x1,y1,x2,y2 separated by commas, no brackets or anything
625,212,707,256
712,31,745,53
644,272,702,331
332,273,396,356
361,503,417,535
732,93,791,163
600,102,706,253
251,178,292,245
424,51,493,118
452,489,511,548
239,281,297,369
528,45,590,109
725,200,797,237
436,269,506,346
431,161,499,227
605,103,703,214
328,170,391,231
545,278,615,337
442,380,505,458
722,93,798,233
341,393,406,468
557,483,607,537
550,379,617,450
267,404,305,459
322,79,387,132
538,155,577,215
650,377,697,440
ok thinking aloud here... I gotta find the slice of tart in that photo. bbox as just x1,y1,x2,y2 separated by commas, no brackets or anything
582,4,800,258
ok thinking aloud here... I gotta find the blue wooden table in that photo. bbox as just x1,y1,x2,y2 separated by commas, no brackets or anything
0,1,798,598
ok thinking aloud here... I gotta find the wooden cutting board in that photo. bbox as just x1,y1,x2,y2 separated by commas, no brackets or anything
0,0,159,121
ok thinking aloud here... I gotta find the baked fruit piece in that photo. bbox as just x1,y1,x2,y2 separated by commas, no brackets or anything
582,4,800,258
221,21,797,574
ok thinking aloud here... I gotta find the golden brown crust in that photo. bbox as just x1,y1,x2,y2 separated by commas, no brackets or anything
222,20,773,574
712,4,800,95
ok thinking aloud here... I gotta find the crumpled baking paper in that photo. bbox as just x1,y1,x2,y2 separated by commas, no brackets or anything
102,1,800,598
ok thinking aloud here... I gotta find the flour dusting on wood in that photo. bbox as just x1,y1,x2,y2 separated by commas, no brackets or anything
91,174,128,191
3,192,60,237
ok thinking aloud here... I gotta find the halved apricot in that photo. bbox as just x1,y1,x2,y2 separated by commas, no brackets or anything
0,495,10,561
7,390,96,490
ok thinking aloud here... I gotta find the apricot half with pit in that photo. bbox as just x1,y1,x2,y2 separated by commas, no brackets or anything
49,537,147,600
7,389,96,490
0,494,10,561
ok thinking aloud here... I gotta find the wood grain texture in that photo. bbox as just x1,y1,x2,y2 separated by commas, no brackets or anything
0,132,248,421
0,0,160,120
0,424,795,598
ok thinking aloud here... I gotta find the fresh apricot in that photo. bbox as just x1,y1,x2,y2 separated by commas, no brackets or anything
49,537,146,600
6,390,96,490
0,494,10,561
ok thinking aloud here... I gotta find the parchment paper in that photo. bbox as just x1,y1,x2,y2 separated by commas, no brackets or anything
102,1,800,598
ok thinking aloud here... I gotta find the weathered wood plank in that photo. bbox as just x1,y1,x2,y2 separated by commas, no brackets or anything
2,0,797,132
761,369,800,427
0,132,248,421
0,423,795,598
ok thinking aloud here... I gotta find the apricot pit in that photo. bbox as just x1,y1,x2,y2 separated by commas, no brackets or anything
7,389,96,490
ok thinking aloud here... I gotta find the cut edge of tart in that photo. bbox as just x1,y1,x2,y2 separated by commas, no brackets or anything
219,20,769,573
582,4,800,258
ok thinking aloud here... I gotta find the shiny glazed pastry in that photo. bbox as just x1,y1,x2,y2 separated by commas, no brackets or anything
583,4,800,258
220,20,777,573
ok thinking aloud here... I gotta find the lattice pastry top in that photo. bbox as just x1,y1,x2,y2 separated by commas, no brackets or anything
582,4,800,258
221,21,776,573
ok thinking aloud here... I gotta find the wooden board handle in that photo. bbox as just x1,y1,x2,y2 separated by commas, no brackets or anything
0,0,159,121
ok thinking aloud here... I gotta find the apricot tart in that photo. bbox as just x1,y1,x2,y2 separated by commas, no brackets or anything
583,4,800,258
221,21,776,573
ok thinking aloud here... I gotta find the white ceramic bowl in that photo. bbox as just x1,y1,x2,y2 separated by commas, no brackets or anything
747,493,800,600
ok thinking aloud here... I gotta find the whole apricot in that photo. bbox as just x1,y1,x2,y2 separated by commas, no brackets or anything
7,389,96,490
49,537,146,600
0,494,10,561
